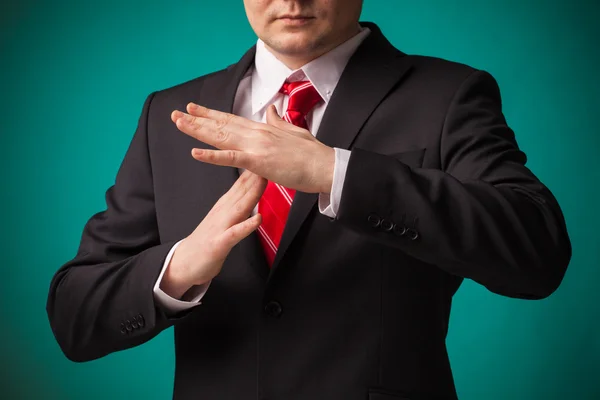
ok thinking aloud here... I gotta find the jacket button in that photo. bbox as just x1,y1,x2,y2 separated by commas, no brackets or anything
380,219,394,231
137,314,145,328
393,224,406,236
407,229,419,241
264,301,283,318
120,323,127,335
125,320,132,332
367,213,381,228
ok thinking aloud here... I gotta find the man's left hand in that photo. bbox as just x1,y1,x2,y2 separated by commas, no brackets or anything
171,102,335,194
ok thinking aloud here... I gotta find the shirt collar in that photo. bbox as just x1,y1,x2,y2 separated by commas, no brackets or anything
251,26,371,116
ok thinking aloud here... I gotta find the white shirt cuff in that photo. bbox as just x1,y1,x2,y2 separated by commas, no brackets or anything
153,239,211,313
318,147,351,218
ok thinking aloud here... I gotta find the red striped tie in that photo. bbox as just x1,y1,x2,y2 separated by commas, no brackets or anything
257,80,323,267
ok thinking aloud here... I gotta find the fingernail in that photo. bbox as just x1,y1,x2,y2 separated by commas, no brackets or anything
189,103,198,110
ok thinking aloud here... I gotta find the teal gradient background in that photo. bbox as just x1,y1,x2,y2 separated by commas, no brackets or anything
2,0,598,398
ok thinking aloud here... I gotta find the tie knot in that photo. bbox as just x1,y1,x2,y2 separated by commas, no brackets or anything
279,80,323,116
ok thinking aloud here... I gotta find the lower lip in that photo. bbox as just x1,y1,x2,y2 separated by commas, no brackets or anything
278,17,314,26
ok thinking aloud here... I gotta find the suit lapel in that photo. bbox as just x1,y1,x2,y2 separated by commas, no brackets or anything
190,46,272,280
196,46,255,121
268,23,414,279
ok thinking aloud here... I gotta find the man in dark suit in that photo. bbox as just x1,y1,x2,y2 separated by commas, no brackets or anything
46,1,571,399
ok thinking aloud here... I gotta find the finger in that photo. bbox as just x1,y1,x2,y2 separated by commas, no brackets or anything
242,173,268,208
218,213,262,250
175,112,236,149
175,109,260,151
226,171,267,221
191,148,251,169
186,102,259,130
221,173,267,234
265,104,284,127
265,104,310,135
213,170,265,219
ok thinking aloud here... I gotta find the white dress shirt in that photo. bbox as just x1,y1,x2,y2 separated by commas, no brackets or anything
153,27,371,314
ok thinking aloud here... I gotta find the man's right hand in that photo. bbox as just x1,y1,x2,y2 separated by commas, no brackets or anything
159,169,267,300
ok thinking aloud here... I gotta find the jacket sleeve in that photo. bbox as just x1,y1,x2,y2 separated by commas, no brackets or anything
46,92,194,362
335,70,571,299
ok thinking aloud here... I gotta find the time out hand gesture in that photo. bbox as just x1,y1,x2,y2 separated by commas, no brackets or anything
171,102,335,194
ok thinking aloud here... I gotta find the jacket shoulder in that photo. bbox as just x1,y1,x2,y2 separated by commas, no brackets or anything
151,66,231,104
394,54,493,102
406,54,479,82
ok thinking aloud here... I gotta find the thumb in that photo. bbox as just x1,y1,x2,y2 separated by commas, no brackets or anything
266,104,285,126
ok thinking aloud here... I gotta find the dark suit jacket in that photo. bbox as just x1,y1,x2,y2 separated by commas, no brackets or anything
46,22,571,400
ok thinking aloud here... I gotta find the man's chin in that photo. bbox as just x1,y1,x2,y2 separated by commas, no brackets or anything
266,35,322,57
